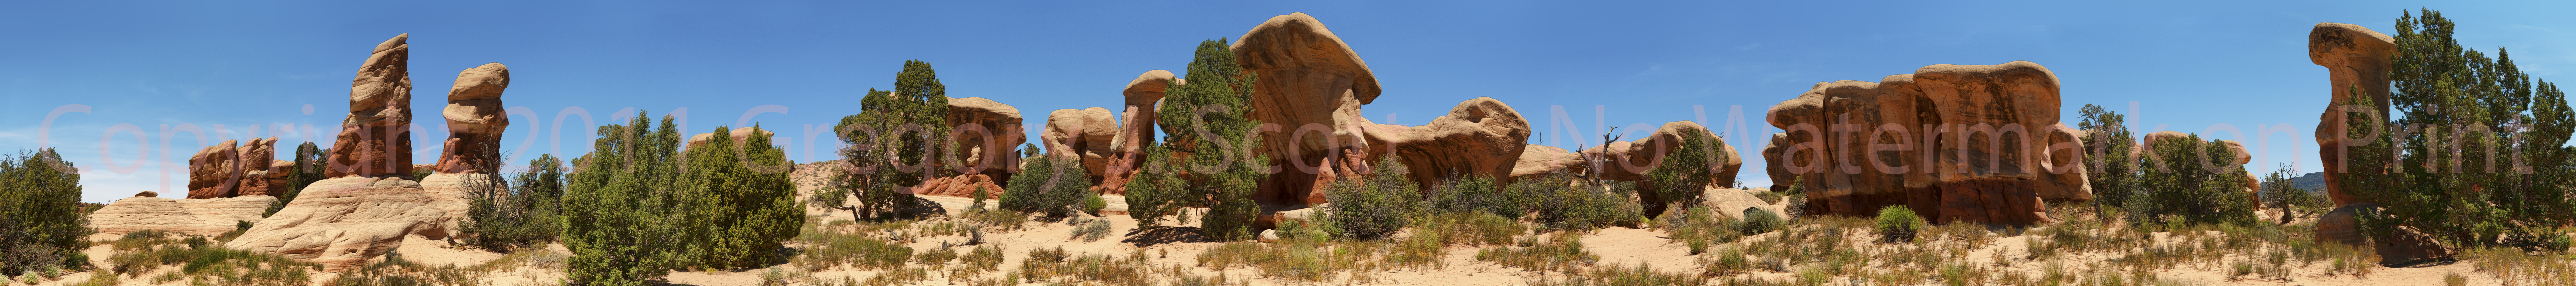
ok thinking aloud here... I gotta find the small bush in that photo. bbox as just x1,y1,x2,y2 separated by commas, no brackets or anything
1739,209,1785,235
1070,219,1111,242
1874,206,1926,242
1001,156,1091,217
1083,194,1107,215
1429,174,1520,218
1322,157,1421,240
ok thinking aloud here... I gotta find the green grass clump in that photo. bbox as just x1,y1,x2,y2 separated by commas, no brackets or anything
790,222,914,271
1474,234,1598,273
1873,206,1926,243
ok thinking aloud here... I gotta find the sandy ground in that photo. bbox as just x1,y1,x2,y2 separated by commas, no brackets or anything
38,190,2542,286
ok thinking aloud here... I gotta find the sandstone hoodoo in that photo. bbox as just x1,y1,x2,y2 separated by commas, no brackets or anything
186,137,290,198
433,62,511,175
2307,22,2394,209
1042,107,1119,186
1233,12,1381,205
229,33,475,272
1360,97,1534,190
1763,61,2090,225
1098,70,1179,195
326,33,417,178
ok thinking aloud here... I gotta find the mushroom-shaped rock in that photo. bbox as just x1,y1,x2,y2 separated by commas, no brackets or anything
327,34,416,178
435,63,511,174
2308,23,2396,208
1099,71,1180,195
1232,12,1381,205
1359,97,1532,191
229,176,453,272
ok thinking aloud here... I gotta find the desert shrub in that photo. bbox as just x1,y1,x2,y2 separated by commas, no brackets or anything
103,234,317,286
1425,212,1524,246
465,154,567,252
1322,157,1421,240
791,223,913,271
1001,156,1091,217
2132,133,2257,228
267,142,327,217
1640,127,1725,218
1429,174,1520,219
1083,194,1107,215
1070,218,1111,242
1473,233,1597,273
0,149,90,276
1523,172,1638,232
1739,208,1785,235
1874,206,1926,242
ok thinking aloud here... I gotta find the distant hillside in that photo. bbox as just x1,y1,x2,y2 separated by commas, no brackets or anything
2289,172,2327,193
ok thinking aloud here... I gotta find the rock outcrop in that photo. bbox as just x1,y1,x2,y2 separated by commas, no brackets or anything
2308,23,2394,209
1573,121,1741,216
1575,121,1741,183
1359,97,1534,190
228,177,452,272
1098,71,1179,195
433,63,510,174
1233,12,1381,205
187,138,286,198
1763,133,1800,191
233,33,465,272
326,34,416,178
87,195,277,235
1042,108,1119,185
1508,145,1583,180
1763,61,2090,225
947,97,1025,179
2308,23,2434,261
686,127,776,149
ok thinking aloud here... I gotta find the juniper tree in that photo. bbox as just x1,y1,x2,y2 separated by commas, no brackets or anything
823,60,955,220
1154,39,1268,241
561,113,684,285
0,149,88,274
672,125,803,269
2340,9,2576,252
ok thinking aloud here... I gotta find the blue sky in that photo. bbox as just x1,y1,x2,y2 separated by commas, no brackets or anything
7,1,2574,203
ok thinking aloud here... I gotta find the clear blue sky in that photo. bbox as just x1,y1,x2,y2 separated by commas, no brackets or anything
8,1,2573,203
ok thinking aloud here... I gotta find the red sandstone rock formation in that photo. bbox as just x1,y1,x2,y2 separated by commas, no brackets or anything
2308,22,2395,207
1358,97,1534,191
1763,61,2090,225
1232,13,1380,206
433,63,510,175
1042,107,1119,186
326,34,416,179
1097,71,1179,195
187,137,286,198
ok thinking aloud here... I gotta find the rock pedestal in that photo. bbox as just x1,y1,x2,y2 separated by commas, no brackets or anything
327,34,416,179
434,63,510,174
